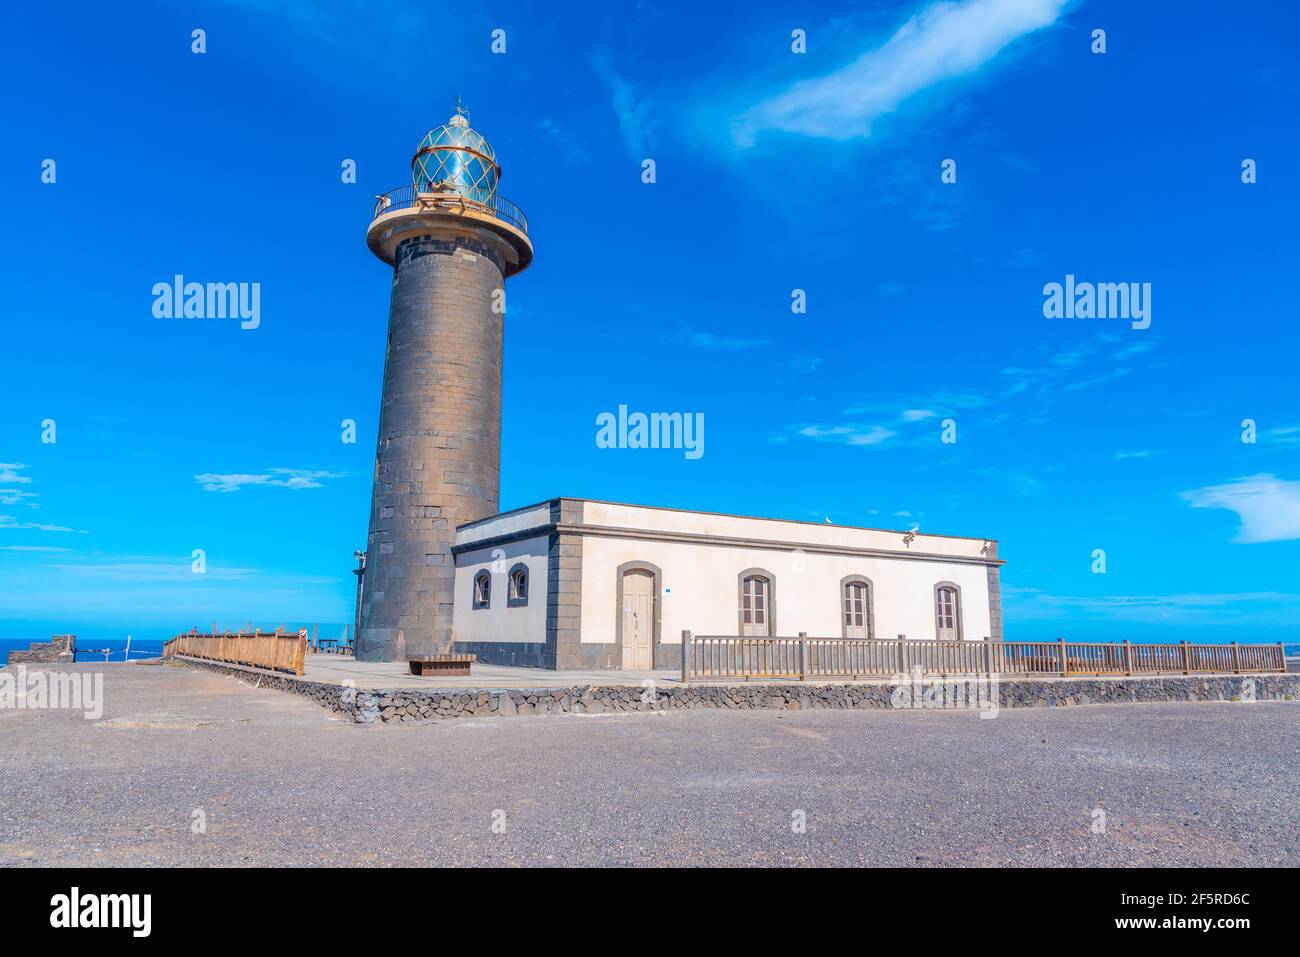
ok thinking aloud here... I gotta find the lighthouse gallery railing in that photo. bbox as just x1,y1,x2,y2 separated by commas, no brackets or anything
372,184,529,236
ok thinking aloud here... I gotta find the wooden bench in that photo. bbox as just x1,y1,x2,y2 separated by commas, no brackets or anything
407,653,475,677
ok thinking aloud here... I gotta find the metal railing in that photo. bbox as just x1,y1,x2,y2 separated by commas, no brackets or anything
680,633,1287,682
163,629,308,676
371,183,529,236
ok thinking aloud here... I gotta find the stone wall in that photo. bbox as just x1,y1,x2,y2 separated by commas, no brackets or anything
6,635,75,665
170,655,1300,725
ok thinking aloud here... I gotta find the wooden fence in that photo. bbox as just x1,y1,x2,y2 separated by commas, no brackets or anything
162,629,308,676
680,633,1286,682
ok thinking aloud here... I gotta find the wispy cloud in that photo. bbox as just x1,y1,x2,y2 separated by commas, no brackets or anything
1182,473,1300,544
686,330,768,351
535,119,591,165
0,490,38,506
732,0,1069,145
0,463,33,484
0,552,351,626
590,49,656,157
1004,585,1300,624
796,424,897,446
0,514,84,533
1263,424,1300,446
195,468,346,494
786,335,1162,456
0,545,70,552
48,558,257,583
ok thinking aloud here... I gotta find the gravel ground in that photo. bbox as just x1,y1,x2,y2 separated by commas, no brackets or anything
1,662,1296,867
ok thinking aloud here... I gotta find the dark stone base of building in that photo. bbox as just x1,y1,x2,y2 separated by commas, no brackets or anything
6,635,75,666
452,641,553,669
168,655,1300,725
451,640,683,671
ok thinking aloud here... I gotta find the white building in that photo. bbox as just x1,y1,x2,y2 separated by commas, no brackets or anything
451,497,1003,670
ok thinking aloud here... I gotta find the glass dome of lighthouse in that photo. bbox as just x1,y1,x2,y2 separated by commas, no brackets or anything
411,100,501,206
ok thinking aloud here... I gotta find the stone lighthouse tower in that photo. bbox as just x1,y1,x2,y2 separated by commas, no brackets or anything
357,104,532,662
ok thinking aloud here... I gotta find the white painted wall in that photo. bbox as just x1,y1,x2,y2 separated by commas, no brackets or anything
581,500,991,560
578,535,992,648
453,499,998,665
452,535,548,645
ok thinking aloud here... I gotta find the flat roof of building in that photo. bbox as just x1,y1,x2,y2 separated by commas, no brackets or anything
457,496,997,545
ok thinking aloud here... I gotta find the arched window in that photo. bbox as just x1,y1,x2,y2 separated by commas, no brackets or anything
841,576,874,639
472,570,491,609
934,582,962,639
738,569,775,637
507,563,528,607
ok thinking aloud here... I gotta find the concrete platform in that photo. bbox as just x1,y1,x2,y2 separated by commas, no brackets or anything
303,653,677,690
299,653,1289,692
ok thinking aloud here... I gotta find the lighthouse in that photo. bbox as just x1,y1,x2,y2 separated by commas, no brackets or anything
357,103,533,662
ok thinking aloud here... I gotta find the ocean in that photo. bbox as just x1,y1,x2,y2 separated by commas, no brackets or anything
0,637,167,662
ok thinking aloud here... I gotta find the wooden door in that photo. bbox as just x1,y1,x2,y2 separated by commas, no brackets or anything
621,570,654,669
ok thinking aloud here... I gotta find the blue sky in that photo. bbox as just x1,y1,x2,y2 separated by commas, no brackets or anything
1,0,1298,643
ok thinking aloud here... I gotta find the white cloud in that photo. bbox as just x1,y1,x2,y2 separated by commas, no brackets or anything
590,49,656,157
0,514,83,533
195,468,345,493
48,559,257,583
1264,425,1300,446
0,489,38,506
0,545,70,552
733,0,1069,145
797,424,897,446
688,331,769,351
0,463,33,484
901,408,938,422
1181,474,1300,544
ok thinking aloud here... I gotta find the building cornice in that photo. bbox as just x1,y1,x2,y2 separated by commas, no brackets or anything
454,521,1006,568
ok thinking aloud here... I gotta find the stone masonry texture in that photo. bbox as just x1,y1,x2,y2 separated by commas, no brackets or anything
6,635,75,665
358,228,507,661
170,656,1300,725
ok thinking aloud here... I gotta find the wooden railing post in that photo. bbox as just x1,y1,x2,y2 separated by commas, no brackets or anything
1058,638,1068,676
1277,642,1285,673
1123,639,1132,676
680,631,691,684
1231,641,1240,674
1181,640,1191,675
798,632,807,681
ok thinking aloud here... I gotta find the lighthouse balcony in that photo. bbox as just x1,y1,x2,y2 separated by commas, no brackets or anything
371,183,528,236
367,183,533,275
